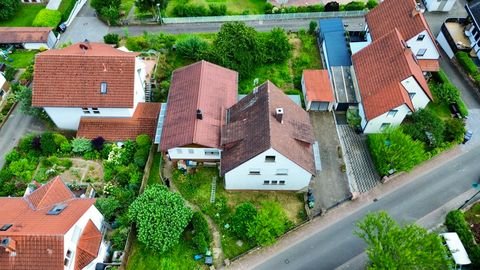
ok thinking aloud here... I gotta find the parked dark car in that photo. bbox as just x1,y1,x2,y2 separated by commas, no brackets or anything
57,22,67,33
463,130,473,144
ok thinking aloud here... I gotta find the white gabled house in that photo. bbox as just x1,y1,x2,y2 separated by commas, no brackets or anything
221,81,316,191
159,61,238,162
353,29,433,134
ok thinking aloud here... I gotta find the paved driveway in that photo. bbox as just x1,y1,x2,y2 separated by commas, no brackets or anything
308,112,351,215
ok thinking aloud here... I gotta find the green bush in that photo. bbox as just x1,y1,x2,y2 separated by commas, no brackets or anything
191,212,211,253
0,0,20,21
402,109,445,149
208,4,227,16
444,119,465,143
192,233,208,253
231,202,257,239
173,3,209,17
4,66,17,82
53,133,68,148
104,33,120,45
344,1,365,10
309,21,318,35
176,36,210,61
19,65,33,85
135,134,151,148
134,147,149,168
40,132,57,156
72,138,93,153
262,28,292,64
96,197,122,221
247,201,289,246
125,36,149,52
366,0,378,9
18,134,36,154
110,226,129,249
32,9,62,27
456,51,478,75
5,150,21,165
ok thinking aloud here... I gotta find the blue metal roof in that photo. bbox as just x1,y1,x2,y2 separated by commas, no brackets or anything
318,18,352,67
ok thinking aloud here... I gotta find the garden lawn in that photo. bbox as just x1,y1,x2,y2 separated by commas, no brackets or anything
0,50,37,68
165,0,266,16
147,152,162,185
426,102,451,120
0,4,45,27
172,167,306,258
126,233,206,270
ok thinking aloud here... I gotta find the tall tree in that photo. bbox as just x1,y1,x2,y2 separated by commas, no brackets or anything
128,184,192,253
262,28,292,64
355,211,452,270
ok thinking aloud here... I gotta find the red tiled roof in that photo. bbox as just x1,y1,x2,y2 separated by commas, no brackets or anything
418,59,440,72
0,27,52,44
75,220,102,270
32,42,138,108
221,81,315,175
77,102,161,141
352,29,432,120
26,176,75,210
160,61,238,151
366,0,434,41
302,70,335,102
0,235,64,270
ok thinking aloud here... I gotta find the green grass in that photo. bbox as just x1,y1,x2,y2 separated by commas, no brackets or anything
121,0,136,15
165,0,266,16
126,233,205,270
0,4,45,27
239,63,292,94
146,152,162,185
0,50,37,68
426,102,451,120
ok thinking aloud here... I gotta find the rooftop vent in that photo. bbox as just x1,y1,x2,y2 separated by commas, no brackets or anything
47,204,67,215
275,108,284,123
196,109,203,120
0,224,12,231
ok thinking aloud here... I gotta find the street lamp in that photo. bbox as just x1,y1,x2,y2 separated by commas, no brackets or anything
156,3,163,25
458,182,480,210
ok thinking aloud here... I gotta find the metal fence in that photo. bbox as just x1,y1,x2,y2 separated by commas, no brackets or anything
162,10,367,24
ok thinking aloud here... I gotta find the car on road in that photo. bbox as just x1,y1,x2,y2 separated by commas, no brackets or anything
463,130,473,144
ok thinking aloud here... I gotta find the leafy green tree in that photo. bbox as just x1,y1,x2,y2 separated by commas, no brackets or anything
40,132,57,156
32,9,62,27
231,202,257,239
366,0,378,9
0,0,20,21
308,21,318,35
4,66,17,82
96,197,122,222
213,22,262,78
402,109,445,149
355,211,452,270
344,1,365,11
91,0,121,11
208,4,227,16
263,28,292,64
247,201,289,246
14,85,43,117
129,184,192,253
367,128,426,176
324,1,340,12
104,33,120,45
100,5,120,25
176,36,210,61
9,158,37,181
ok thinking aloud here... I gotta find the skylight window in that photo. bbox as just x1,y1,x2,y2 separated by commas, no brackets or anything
100,82,108,94
47,204,67,215
0,224,12,231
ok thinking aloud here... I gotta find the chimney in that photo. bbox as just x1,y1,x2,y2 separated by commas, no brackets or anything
1,238,16,253
196,109,203,120
275,108,284,123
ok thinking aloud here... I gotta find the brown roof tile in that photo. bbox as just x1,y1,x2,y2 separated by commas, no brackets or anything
366,0,433,41
160,61,238,151
77,102,161,141
0,27,52,44
75,220,102,270
302,70,335,102
32,42,138,108
418,59,440,72
352,29,432,120
221,81,315,175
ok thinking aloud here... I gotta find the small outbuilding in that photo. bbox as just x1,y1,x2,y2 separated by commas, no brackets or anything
301,70,335,111
0,27,56,50
441,232,471,268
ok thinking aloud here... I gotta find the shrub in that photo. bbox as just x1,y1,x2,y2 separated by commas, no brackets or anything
100,5,120,25
173,3,209,17
5,150,21,165
104,33,120,45
33,9,62,27
0,0,20,21
4,66,17,82
209,4,227,16
134,147,149,168
262,28,292,64
135,134,151,148
110,226,129,249
456,51,478,75
264,3,274,13
445,210,480,268
192,233,208,253
444,119,466,143
176,36,210,61
125,36,149,52
309,21,317,35
344,1,365,10
20,64,34,85
191,212,211,253
247,201,289,246
40,132,57,156
366,0,378,9
60,141,72,153
9,158,37,181
402,109,445,149
231,202,257,239
325,1,340,11
53,133,68,147
96,197,122,221
430,82,460,105
18,134,36,154
72,138,93,153
91,137,106,151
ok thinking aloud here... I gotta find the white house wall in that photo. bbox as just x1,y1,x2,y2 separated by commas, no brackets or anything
406,30,439,60
64,205,105,270
401,77,431,109
424,0,456,12
45,107,135,130
133,58,146,106
224,148,312,191
465,25,480,60
436,31,455,59
362,104,411,134
167,147,221,161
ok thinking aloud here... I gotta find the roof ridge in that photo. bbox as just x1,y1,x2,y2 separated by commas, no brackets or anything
265,81,273,149
192,60,206,145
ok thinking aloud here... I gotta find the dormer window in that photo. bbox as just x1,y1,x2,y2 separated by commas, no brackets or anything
417,34,425,41
100,82,108,94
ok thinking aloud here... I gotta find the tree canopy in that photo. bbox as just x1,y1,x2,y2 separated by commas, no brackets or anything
402,109,445,149
128,184,192,253
355,211,452,270
247,201,289,246
0,0,20,21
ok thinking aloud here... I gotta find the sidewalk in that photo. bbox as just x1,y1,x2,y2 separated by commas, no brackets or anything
226,146,464,269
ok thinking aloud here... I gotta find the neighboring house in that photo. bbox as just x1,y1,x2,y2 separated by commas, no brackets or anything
221,81,316,191
353,29,433,134
0,27,56,50
0,72,8,104
465,0,480,60
33,42,151,133
436,18,472,59
424,0,456,12
366,0,440,72
159,60,238,161
0,177,107,270
301,70,335,111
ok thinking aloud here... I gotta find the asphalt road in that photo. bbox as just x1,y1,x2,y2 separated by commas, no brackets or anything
254,144,480,270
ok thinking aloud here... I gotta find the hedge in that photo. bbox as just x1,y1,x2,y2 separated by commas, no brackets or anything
456,51,478,74
445,210,480,267
430,69,469,117
32,9,62,27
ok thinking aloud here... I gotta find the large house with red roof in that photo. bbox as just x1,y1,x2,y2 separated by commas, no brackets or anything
32,42,161,141
365,0,440,72
0,177,107,270
159,60,238,161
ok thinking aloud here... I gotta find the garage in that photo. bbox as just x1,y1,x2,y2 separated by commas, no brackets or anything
301,70,335,111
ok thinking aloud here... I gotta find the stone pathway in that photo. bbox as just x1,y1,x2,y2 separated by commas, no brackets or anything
162,159,225,268
337,125,380,193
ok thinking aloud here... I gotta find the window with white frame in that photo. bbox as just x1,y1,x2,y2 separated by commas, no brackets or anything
276,169,288,175
416,34,425,41
387,110,398,117
263,180,270,185
64,249,73,266
271,180,278,185
408,92,416,99
92,107,100,114
279,180,285,185
380,123,390,131
416,48,427,57
249,169,261,175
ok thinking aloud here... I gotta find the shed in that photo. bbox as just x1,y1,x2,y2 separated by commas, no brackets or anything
441,232,471,267
301,70,335,111
0,27,56,49
318,18,352,70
